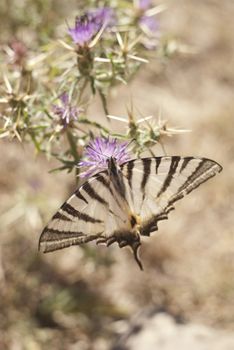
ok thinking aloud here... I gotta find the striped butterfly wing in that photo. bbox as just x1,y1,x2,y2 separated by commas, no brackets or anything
39,169,135,253
39,172,112,253
121,156,222,237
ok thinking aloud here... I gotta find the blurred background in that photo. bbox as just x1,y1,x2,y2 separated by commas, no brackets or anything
0,0,234,349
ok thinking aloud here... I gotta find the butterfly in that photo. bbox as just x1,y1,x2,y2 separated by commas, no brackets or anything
39,156,222,270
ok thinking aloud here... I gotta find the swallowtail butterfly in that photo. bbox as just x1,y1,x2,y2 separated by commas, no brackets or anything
39,156,222,270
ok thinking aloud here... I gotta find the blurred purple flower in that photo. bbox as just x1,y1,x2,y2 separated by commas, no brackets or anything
53,92,80,128
79,137,130,177
68,7,115,46
91,7,115,28
138,0,152,10
140,15,159,33
136,0,159,34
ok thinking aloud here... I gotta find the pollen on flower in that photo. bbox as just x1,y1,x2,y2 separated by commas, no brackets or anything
79,137,131,177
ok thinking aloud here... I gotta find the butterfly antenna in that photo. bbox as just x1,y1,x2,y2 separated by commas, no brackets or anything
132,242,144,271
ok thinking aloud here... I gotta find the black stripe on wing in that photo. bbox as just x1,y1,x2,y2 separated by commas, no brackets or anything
126,161,134,189
61,202,103,223
177,159,210,193
156,156,181,198
168,157,222,206
95,173,113,196
52,212,72,222
39,171,110,253
155,157,161,174
179,157,194,173
83,181,108,205
95,174,124,211
40,228,84,241
141,158,152,192
39,229,103,253
136,157,222,237
75,190,88,204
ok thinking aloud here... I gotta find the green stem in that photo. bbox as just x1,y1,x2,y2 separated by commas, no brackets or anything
66,130,80,183
79,118,110,135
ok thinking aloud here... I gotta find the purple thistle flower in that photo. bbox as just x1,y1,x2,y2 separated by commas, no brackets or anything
136,0,159,35
138,0,152,10
140,15,159,33
52,92,80,128
79,137,131,177
68,7,115,46
68,15,98,46
90,7,115,28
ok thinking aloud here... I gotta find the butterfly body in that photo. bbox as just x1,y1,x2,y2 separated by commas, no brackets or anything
39,156,222,270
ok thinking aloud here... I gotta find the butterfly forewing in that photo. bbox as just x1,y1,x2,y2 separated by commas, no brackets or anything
39,171,112,252
121,157,222,236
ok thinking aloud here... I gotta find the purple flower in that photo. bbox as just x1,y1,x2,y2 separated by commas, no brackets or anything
68,7,114,46
140,15,159,33
136,0,159,34
90,7,115,28
138,0,152,10
52,92,80,128
79,137,131,177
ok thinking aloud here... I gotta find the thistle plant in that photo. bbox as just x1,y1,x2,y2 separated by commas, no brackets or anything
0,0,187,181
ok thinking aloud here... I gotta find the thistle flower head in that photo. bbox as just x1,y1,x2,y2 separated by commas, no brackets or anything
68,7,114,47
138,0,152,10
136,0,159,35
52,92,80,128
91,7,115,28
140,15,159,33
79,137,131,177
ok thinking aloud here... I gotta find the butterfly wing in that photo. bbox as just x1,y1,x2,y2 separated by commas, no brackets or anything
39,171,113,253
121,156,222,237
